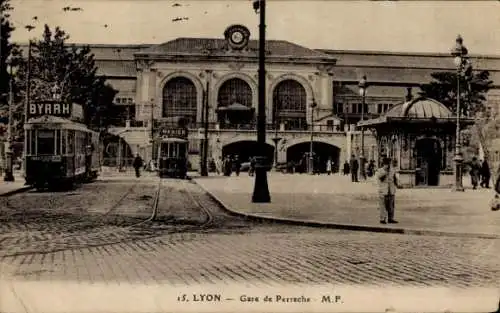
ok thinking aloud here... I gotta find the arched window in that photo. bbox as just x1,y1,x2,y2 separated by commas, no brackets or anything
217,78,252,108
273,80,307,130
162,77,198,124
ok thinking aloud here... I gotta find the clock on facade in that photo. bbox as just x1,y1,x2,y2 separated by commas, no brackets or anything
224,24,250,50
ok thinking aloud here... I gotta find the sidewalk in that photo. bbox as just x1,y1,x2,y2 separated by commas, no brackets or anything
194,173,500,238
0,172,30,196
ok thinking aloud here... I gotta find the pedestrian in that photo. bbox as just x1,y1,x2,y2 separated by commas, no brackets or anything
480,159,491,188
234,155,241,176
132,153,143,178
326,157,333,175
469,157,481,190
216,156,223,175
496,168,500,195
367,160,375,177
343,160,350,176
249,156,256,176
349,154,359,182
375,157,399,224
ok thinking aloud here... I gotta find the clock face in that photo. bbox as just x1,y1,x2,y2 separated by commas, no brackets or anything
231,31,244,44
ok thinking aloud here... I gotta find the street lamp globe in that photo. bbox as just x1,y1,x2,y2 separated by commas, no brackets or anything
358,75,367,96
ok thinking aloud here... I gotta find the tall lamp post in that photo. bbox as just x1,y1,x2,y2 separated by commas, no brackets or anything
200,70,211,177
308,99,317,174
252,0,271,203
358,75,368,180
451,35,469,192
3,59,17,182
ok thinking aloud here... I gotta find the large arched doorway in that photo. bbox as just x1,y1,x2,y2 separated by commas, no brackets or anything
273,80,307,130
287,142,340,173
217,78,254,127
415,138,442,186
162,77,198,125
222,141,274,164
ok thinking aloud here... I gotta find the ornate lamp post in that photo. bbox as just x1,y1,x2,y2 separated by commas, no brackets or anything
251,0,271,203
358,75,368,180
271,106,281,170
308,99,317,174
450,35,468,192
3,59,17,182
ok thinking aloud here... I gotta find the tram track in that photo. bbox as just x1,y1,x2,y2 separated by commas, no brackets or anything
131,178,215,234
0,179,164,257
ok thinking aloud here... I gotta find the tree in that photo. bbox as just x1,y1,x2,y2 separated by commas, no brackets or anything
1,0,15,100
0,0,19,140
419,68,496,161
16,24,117,131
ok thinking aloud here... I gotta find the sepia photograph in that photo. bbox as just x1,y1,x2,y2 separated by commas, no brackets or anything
0,0,499,312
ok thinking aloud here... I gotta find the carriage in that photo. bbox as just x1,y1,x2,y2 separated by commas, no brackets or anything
155,127,188,179
24,101,101,190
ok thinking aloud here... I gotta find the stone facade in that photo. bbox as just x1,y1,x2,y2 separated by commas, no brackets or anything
19,26,499,170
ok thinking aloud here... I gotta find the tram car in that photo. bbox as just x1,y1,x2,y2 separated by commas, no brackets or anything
24,101,101,190
155,127,188,179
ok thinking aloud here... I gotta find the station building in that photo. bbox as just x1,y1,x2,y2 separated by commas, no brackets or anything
31,25,500,179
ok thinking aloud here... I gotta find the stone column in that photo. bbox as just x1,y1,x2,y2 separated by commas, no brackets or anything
135,69,143,120
141,69,150,121
149,69,158,119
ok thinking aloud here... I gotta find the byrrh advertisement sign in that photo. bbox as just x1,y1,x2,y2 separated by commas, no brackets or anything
28,101,84,120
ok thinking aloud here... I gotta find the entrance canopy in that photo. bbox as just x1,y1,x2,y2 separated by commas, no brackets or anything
216,102,254,112
358,97,474,129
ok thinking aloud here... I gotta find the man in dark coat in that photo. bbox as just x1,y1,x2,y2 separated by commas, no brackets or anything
349,154,359,182
480,159,491,188
234,155,241,176
133,153,143,178
469,157,481,189
343,161,350,176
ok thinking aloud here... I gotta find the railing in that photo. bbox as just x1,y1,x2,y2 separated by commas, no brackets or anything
110,120,345,133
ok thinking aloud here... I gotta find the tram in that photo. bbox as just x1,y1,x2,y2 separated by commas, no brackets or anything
24,101,101,190
155,126,188,179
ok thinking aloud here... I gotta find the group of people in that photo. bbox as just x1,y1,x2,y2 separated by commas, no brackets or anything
468,157,492,189
211,155,243,177
342,155,377,182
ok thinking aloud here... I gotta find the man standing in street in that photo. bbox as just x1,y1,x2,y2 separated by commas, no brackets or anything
133,153,143,178
349,154,359,182
375,157,399,224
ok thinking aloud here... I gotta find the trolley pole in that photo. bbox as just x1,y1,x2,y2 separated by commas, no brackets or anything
4,61,15,182
22,41,32,178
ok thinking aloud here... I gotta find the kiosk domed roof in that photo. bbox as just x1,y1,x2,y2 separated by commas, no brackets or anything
386,97,453,119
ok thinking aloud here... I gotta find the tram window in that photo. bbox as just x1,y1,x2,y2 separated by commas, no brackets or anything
67,130,74,154
179,144,186,156
29,130,36,155
37,130,55,155
61,130,66,154
55,130,61,155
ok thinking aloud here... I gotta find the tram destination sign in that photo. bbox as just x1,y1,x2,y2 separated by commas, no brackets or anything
159,127,188,139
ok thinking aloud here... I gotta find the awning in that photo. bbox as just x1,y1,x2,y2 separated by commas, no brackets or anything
216,103,254,112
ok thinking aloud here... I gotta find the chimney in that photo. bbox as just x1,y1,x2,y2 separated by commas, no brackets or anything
405,87,413,102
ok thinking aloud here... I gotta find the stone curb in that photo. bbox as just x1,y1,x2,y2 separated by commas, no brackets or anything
0,186,33,197
192,179,500,240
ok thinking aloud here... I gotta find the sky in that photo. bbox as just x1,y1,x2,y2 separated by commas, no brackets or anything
7,0,500,55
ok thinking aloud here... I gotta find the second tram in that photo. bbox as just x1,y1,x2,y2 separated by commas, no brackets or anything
155,127,188,179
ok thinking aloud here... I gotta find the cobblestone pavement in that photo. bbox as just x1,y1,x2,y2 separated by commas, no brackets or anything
0,178,498,288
